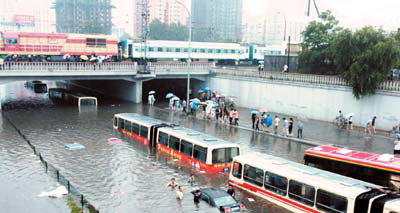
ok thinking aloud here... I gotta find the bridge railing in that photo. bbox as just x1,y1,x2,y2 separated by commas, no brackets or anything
0,62,137,72
213,68,400,92
152,62,215,74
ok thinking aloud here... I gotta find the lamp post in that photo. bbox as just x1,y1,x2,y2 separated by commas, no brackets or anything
175,1,191,112
283,14,287,42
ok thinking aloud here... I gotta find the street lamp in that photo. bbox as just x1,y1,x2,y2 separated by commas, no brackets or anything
175,0,191,112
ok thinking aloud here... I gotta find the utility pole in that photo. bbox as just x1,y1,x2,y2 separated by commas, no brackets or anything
287,36,291,72
307,0,320,17
140,0,149,67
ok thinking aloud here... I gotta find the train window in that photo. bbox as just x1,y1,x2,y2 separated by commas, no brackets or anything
264,172,288,196
200,49,205,53
118,118,125,129
175,48,180,52
149,47,154,52
183,48,188,52
217,49,221,53
166,48,172,52
246,49,248,53
139,126,148,138
132,122,140,134
125,121,132,132
243,164,264,187
224,49,228,53
212,147,239,164
86,38,96,46
6,38,18,44
158,132,169,146
193,49,198,53
114,117,118,126
96,39,106,47
180,140,193,156
230,50,235,54
207,49,213,53
193,145,207,163
169,136,180,151
158,47,163,52
316,190,347,213
288,180,315,207
232,162,242,179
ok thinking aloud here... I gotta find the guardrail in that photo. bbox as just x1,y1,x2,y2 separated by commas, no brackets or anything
212,68,400,92
152,63,215,74
0,62,137,72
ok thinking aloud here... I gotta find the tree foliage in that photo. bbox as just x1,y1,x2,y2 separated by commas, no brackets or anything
333,27,400,98
149,19,188,41
299,10,340,74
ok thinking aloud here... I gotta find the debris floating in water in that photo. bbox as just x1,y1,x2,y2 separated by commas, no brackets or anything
107,138,122,144
38,185,68,198
247,198,255,202
64,143,85,150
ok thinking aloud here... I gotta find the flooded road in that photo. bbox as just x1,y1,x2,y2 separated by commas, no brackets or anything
0,81,310,213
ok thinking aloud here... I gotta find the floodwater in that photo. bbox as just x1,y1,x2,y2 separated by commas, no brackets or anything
0,81,313,213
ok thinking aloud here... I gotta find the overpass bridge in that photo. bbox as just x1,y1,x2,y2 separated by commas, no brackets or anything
0,62,213,105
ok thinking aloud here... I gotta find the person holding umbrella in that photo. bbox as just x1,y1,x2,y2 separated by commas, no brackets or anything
148,91,156,106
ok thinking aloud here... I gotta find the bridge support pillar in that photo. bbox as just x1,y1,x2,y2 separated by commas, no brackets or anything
132,80,142,103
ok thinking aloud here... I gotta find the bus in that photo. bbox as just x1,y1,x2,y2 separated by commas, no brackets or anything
24,80,47,93
229,153,400,213
49,88,97,107
113,113,240,173
304,145,400,190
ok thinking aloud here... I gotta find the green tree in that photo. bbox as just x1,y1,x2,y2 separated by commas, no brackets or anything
149,19,188,41
299,10,340,74
333,27,400,98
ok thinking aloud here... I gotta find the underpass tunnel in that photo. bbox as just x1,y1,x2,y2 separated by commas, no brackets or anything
142,78,207,103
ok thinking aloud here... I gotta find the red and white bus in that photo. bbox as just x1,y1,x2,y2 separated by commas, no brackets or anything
304,145,400,190
113,113,240,173
229,153,400,213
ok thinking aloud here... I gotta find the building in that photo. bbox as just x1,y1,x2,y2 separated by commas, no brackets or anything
54,0,113,35
133,0,187,39
191,0,243,42
242,19,267,45
0,0,56,33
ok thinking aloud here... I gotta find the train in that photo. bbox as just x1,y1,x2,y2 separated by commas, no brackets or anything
0,31,286,64
0,31,118,62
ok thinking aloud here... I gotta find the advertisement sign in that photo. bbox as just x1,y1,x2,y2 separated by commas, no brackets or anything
12,15,35,24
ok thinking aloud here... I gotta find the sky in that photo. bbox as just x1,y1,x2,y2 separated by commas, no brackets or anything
244,0,400,31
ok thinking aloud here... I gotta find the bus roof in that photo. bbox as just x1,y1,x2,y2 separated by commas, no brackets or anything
305,145,400,174
233,153,381,199
160,126,240,149
116,113,165,127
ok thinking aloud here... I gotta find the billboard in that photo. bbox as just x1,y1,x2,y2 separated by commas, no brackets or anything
12,15,35,24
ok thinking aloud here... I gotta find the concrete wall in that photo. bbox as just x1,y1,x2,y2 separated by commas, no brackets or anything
209,76,400,130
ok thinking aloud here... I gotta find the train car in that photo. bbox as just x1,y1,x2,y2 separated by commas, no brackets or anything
113,113,240,173
229,153,400,213
24,80,47,93
119,40,249,65
304,145,400,190
0,32,118,61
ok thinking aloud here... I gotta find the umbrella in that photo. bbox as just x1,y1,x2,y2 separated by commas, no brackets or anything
171,96,180,101
202,87,211,92
259,109,268,113
165,93,174,99
198,89,204,93
191,98,201,104
251,110,260,114
80,55,88,61
346,113,354,118
148,91,156,95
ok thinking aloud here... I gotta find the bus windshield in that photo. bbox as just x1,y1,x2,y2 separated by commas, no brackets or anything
212,147,239,164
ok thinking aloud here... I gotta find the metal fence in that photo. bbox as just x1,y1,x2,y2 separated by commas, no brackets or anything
0,62,137,72
212,68,400,92
4,115,99,213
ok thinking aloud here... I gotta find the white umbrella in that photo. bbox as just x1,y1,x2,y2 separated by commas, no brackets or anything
149,91,156,95
166,93,174,99
171,96,180,101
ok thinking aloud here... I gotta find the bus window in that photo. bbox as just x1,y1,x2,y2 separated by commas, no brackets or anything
125,121,132,132
158,132,169,146
132,122,139,134
180,140,193,156
212,147,239,164
288,180,315,207
140,126,148,138
114,117,117,126
232,162,242,179
316,190,347,213
243,164,264,187
118,118,125,129
193,145,207,163
264,172,288,196
169,136,180,151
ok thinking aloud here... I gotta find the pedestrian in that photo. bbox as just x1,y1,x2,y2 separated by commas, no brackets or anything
260,112,266,131
297,120,303,138
0,57,4,70
188,174,196,185
227,185,235,197
365,120,372,135
282,64,288,73
251,113,256,129
255,115,260,131
348,116,353,130
274,116,280,134
394,137,400,156
288,118,294,136
233,109,239,125
167,178,179,189
229,108,234,125
282,117,289,136
371,116,377,134
223,105,229,123
193,190,201,204
176,186,184,200
169,98,173,109
182,100,187,112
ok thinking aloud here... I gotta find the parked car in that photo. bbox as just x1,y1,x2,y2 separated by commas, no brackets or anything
191,188,246,212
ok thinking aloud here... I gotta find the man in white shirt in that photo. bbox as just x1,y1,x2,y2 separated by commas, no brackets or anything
274,116,280,134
